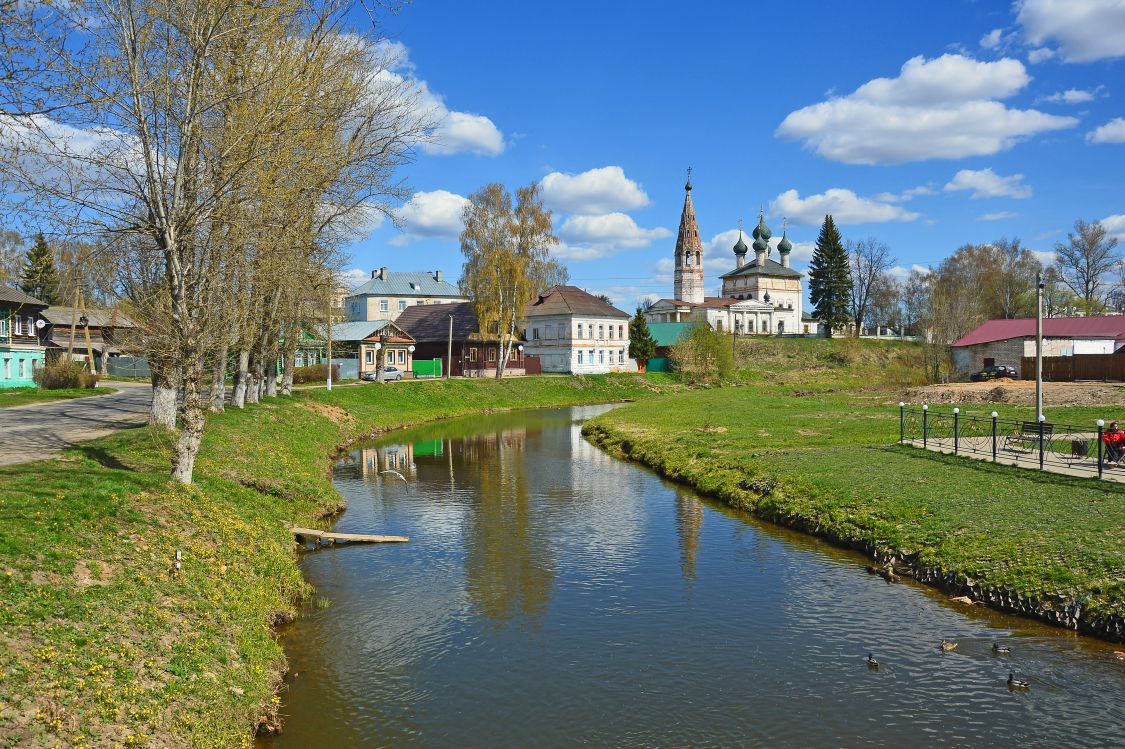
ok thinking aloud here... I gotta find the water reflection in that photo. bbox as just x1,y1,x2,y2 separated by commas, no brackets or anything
264,406,1125,749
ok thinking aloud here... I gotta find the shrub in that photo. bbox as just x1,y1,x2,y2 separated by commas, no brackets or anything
670,323,733,383
291,363,341,384
33,357,99,389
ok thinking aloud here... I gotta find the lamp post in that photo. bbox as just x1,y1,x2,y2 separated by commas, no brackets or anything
373,340,383,383
446,313,454,379
1036,271,1044,421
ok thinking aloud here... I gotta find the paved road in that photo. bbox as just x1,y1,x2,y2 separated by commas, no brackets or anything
0,381,152,467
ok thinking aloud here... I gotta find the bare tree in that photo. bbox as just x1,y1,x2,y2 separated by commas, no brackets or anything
1053,219,1120,313
847,237,895,334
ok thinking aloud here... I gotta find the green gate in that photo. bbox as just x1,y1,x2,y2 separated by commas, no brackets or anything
645,357,670,373
412,358,442,378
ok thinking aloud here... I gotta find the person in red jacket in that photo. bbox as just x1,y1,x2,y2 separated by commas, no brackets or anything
1103,421,1125,465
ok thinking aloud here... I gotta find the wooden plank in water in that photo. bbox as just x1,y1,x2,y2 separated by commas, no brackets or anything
290,526,409,544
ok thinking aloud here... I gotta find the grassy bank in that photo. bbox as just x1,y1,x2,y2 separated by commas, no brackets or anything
584,339,1125,637
0,386,115,408
0,374,677,749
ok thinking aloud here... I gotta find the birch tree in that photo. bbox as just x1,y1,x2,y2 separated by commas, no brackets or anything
1053,219,1120,313
459,183,566,378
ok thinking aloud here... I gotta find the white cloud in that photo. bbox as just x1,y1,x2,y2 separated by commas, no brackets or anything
539,166,651,214
390,189,469,245
1027,47,1057,63
373,42,505,157
1087,117,1125,144
1030,249,1058,266
770,188,921,226
979,211,1020,221
944,168,1033,199
874,185,936,203
338,268,371,289
1017,0,1125,63
980,28,1004,49
775,54,1077,164
1041,87,1098,104
554,212,670,261
887,264,932,280
423,112,505,156
1102,214,1125,242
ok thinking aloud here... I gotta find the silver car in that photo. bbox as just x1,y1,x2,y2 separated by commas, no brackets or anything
363,366,404,382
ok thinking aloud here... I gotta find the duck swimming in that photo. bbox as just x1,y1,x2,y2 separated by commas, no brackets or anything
866,653,880,670
940,639,958,652
1007,673,1030,691
992,643,1012,655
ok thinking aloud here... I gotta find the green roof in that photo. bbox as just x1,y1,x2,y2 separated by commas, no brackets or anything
647,321,697,347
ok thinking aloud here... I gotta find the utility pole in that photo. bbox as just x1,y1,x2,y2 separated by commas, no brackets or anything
1035,271,1044,421
446,314,453,379
325,285,333,392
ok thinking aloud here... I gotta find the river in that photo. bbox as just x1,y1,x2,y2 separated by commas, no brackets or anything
262,405,1124,748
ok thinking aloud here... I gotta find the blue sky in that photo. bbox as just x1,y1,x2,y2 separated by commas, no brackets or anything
342,0,1125,308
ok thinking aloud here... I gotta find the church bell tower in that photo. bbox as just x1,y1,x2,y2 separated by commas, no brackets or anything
673,169,705,304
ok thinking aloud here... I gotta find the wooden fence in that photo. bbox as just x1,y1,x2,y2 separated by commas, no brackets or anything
1020,353,1125,382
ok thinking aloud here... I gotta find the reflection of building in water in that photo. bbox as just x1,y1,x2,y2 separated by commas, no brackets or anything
358,443,416,479
675,491,704,582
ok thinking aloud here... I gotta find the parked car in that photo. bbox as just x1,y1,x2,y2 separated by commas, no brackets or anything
362,366,405,382
969,364,1018,382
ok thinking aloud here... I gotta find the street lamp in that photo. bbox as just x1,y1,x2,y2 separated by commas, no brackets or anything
1036,271,1044,421
372,340,383,383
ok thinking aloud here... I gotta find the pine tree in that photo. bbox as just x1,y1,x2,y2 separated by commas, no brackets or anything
20,233,60,304
807,215,852,336
628,307,656,365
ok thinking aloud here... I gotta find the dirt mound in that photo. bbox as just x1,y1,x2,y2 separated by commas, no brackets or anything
902,380,1125,407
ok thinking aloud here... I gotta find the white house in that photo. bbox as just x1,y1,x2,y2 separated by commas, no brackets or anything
522,285,634,374
345,268,467,322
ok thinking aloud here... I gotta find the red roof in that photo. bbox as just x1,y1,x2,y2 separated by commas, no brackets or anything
952,316,1125,347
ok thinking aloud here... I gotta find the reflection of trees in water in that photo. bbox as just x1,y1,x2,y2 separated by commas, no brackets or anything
462,427,555,623
675,490,704,582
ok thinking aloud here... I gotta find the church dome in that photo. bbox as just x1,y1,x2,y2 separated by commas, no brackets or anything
752,215,772,242
778,232,793,255
752,235,769,254
733,232,748,256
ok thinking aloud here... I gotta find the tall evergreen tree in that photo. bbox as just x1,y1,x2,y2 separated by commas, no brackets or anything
807,215,852,336
628,307,656,366
19,233,60,304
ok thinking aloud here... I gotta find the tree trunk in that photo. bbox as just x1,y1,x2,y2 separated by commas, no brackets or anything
281,346,295,395
149,363,177,430
210,346,228,412
170,360,205,485
232,348,250,408
265,359,278,397
246,354,260,405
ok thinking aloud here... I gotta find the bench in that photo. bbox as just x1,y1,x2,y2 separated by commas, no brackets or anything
1004,421,1054,452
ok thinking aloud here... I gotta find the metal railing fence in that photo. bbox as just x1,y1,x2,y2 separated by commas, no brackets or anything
898,404,1119,482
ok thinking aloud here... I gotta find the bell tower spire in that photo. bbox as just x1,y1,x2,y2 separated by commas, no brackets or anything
673,169,705,304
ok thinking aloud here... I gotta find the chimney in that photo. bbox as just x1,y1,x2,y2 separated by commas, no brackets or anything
379,266,388,281
371,269,377,278
435,269,443,283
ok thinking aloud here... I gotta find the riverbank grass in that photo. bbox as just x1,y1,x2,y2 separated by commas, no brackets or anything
0,374,676,749
585,346,1125,626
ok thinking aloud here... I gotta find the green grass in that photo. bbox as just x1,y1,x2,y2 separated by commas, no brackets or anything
0,373,678,749
0,386,115,408
584,339,1125,628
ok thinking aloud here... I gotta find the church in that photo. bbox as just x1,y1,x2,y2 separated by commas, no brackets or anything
645,176,812,335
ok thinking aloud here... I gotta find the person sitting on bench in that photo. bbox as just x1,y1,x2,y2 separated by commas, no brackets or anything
1103,421,1125,466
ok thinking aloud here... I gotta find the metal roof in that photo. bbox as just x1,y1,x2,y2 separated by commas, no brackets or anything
42,306,137,328
646,321,697,347
719,258,803,279
0,285,47,308
347,271,463,298
319,320,397,343
524,285,630,319
952,316,1125,347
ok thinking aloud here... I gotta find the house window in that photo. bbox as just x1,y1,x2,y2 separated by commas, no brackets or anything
395,349,403,364
0,318,7,336
599,350,605,364
533,327,540,340
488,348,496,362
578,351,584,364
3,358,9,379
365,350,374,364
13,317,21,336
468,348,477,362
608,325,614,340
558,324,565,339
416,300,424,305
618,325,623,339
380,299,389,312
399,300,407,312
618,349,624,364
18,358,25,378
598,324,604,339
577,323,583,339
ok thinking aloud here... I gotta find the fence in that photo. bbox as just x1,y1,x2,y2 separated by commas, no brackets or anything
105,355,151,379
1020,354,1125,382
898,405,1119,482
412,358,442,378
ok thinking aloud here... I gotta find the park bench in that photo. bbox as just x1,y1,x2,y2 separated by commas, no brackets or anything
1003,421,1054,452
